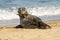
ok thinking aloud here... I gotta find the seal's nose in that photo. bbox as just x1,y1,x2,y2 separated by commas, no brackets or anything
17,14,19,15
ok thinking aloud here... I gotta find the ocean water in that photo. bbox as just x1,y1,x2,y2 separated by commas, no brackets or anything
0,0,60,25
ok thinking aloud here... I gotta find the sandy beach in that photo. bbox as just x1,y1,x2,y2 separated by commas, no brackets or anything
0,20,60,40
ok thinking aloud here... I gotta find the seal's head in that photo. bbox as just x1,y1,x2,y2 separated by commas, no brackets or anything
17,7,28,17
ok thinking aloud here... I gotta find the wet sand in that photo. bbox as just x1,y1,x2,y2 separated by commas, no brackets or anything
0,20,60,40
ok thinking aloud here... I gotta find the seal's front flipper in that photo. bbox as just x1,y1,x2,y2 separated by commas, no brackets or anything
15,25,23,28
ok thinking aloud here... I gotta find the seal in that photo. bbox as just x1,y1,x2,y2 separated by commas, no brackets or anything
16,7,51,29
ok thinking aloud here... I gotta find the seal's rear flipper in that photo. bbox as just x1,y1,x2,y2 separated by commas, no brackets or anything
38,22,51,29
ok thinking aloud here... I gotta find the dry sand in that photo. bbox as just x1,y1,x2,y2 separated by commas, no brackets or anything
0,20,60,40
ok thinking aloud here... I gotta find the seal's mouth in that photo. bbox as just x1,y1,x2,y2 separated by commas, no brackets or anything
17,14,28,17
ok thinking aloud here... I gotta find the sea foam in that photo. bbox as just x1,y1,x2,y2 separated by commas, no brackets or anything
27,6,60,16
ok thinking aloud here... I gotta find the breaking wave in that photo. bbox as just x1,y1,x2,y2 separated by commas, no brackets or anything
0,6,60,20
